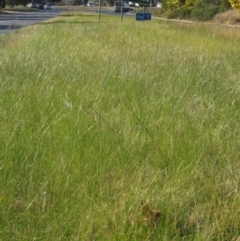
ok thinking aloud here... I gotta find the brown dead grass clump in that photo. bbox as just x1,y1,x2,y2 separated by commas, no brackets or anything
128,201,161,228
214,9,240,25
140,200,161,227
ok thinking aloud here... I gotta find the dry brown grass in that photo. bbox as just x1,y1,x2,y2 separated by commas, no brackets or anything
214,9,240,25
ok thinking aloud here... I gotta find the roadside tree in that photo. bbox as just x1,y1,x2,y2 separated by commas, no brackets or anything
227,0,240,11
162,0,231,19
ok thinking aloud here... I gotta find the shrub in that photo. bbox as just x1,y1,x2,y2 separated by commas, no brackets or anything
166,5,191,18
227,0,240,12
162,0,231,20
190,3,220,20
219,0,231,12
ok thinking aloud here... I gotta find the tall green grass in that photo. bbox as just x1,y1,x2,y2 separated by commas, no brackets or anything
0,14,240,240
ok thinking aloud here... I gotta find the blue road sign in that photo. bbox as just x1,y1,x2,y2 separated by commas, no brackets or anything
136,13,151,21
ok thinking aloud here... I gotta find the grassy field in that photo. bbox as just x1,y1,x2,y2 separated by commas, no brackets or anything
0,13,240,240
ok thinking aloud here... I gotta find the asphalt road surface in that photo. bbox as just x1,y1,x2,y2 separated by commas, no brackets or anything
0,8,62,35
0,6,137,35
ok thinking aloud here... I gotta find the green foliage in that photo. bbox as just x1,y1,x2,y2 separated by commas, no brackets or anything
227,0,240,11
166,4,191,18
190,2,220,20
219,0,231,11
162,0,231,20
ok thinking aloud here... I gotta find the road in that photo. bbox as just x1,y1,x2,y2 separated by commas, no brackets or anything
0,8,62,35
0,6,138,35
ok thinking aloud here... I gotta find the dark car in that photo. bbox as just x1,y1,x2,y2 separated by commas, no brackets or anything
31,3,37,8
114,1,130,12
38,4,44,9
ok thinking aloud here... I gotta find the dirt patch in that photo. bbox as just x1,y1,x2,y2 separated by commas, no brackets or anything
214,9,240,25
